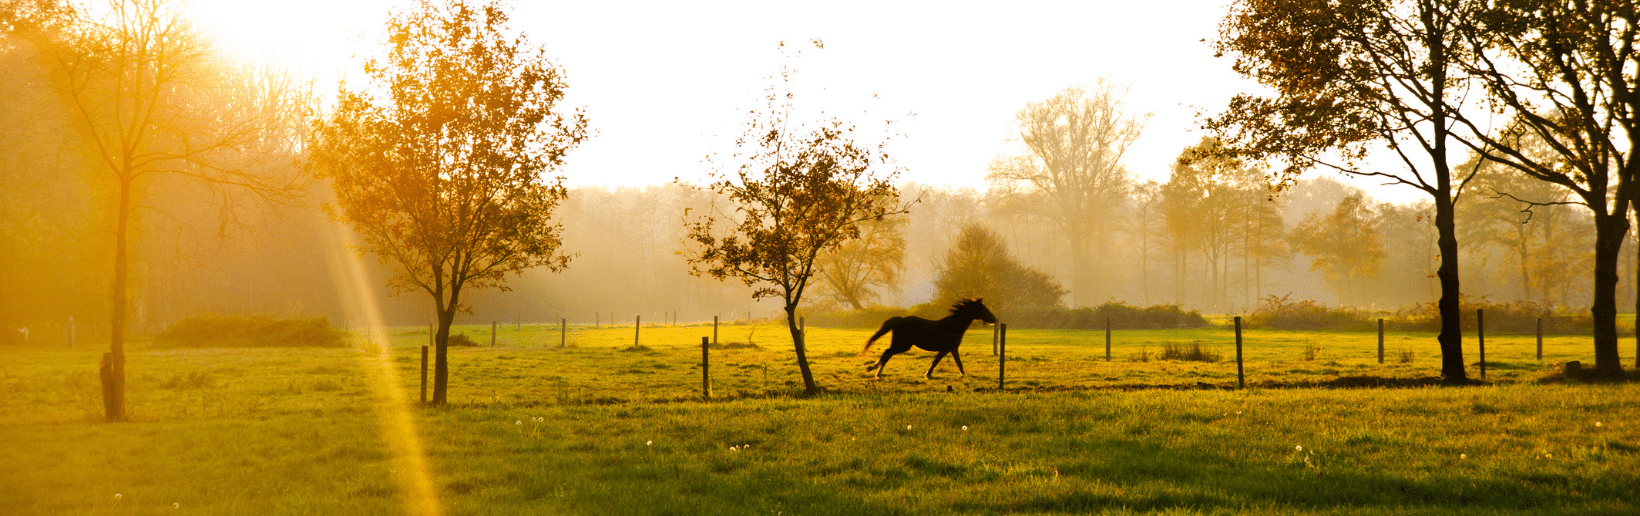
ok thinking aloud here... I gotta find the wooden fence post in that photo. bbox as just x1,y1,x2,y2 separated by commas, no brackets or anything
1536,318,1543,361
560,318,566,349
491,321,497,347
1105,318,1112,361
1477,309,1486,380
713,315,719,345
420,345,428,405
1235,316,1245,389
635,315,641,348
998,323,1007,391
702,336,711,400
1377,318,1385,364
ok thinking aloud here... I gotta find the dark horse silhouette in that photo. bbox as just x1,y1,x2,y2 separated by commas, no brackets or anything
861,298,997,379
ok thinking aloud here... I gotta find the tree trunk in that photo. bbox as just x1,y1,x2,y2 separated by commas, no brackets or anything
102,177,132,422
785,305,818,395
1069,233,1092,307
1433,194,1466,383
1590,212,1628,377
433,307,453,404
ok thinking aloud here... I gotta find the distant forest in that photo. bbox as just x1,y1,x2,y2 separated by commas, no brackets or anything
3,160,1627,340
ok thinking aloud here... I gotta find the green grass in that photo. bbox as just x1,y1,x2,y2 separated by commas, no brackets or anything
1,321,1637,514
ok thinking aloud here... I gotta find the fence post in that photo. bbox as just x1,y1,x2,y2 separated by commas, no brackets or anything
635,315,641,348
998,323,1007,391
1477,309,1486,380
1536,318,1543,361
1377,318,1385,364
1235,316,1245,389
491,321,497,347
560,318,566,349
420,345,428,405
713,315,719,345
1105,318,1112,361
701,336,711,400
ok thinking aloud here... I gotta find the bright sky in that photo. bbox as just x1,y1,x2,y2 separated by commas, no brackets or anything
189,0,1425,203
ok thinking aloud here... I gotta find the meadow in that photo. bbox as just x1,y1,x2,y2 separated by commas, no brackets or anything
1,319,1636,515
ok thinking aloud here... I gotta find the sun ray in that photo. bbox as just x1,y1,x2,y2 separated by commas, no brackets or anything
322,219,442,516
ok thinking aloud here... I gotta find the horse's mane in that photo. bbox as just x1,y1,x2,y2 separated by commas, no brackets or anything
948,298,983,315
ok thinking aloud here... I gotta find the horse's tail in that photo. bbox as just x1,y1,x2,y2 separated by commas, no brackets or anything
861,317,901,356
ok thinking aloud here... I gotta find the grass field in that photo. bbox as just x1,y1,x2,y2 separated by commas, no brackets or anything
1,320,1637,514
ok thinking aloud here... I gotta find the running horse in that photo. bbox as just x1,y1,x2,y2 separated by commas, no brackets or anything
862,298,997,379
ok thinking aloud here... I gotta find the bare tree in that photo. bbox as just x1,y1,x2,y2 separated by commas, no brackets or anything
12,0,307,420
988,81,1148,307
684,41,907,395
307,0,587,404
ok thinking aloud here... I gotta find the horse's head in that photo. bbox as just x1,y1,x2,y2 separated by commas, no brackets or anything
952,298,997,325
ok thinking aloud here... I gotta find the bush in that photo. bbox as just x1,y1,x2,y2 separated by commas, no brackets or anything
447,333,480,347
1246,294,1371,331
154,315,346,348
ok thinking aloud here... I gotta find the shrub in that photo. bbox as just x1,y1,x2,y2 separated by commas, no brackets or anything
447,333,480,347
154,315,346,348
1160,342,1220,362
1247,294,1370,331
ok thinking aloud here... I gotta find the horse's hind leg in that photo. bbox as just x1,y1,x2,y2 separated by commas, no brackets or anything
951,350,966,377
925,351,949,380
869,343,911,377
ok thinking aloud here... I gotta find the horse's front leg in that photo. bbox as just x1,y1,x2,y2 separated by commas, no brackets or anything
951,349,966,377
925,350,949,380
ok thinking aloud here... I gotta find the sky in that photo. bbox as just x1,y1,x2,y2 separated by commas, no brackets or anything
188,0,1426,204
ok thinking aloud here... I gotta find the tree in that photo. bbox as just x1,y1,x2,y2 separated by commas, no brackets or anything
1207,0,1476,381
1129,181,1169,305
814,213,906,310
12,0,307,420
933,224,1066,312
685,41,906,395
988,81,1147,306
1454,1,1639,377
1289,193,1386,305
307,0,587,404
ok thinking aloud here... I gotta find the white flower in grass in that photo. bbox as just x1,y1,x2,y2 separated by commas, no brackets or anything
730,446,739,451
1460,453,1467,460
173,502,179,509
515,421,521,425
962,425,968,431
1295,445,1303,452
114,494,122,500
646,440,652,446
1596,421,1604,427
907,425,912,430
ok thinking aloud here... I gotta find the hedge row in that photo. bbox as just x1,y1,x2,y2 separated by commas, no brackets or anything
154,315,347,348
1247,295,1595,334
805,302,1208,330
